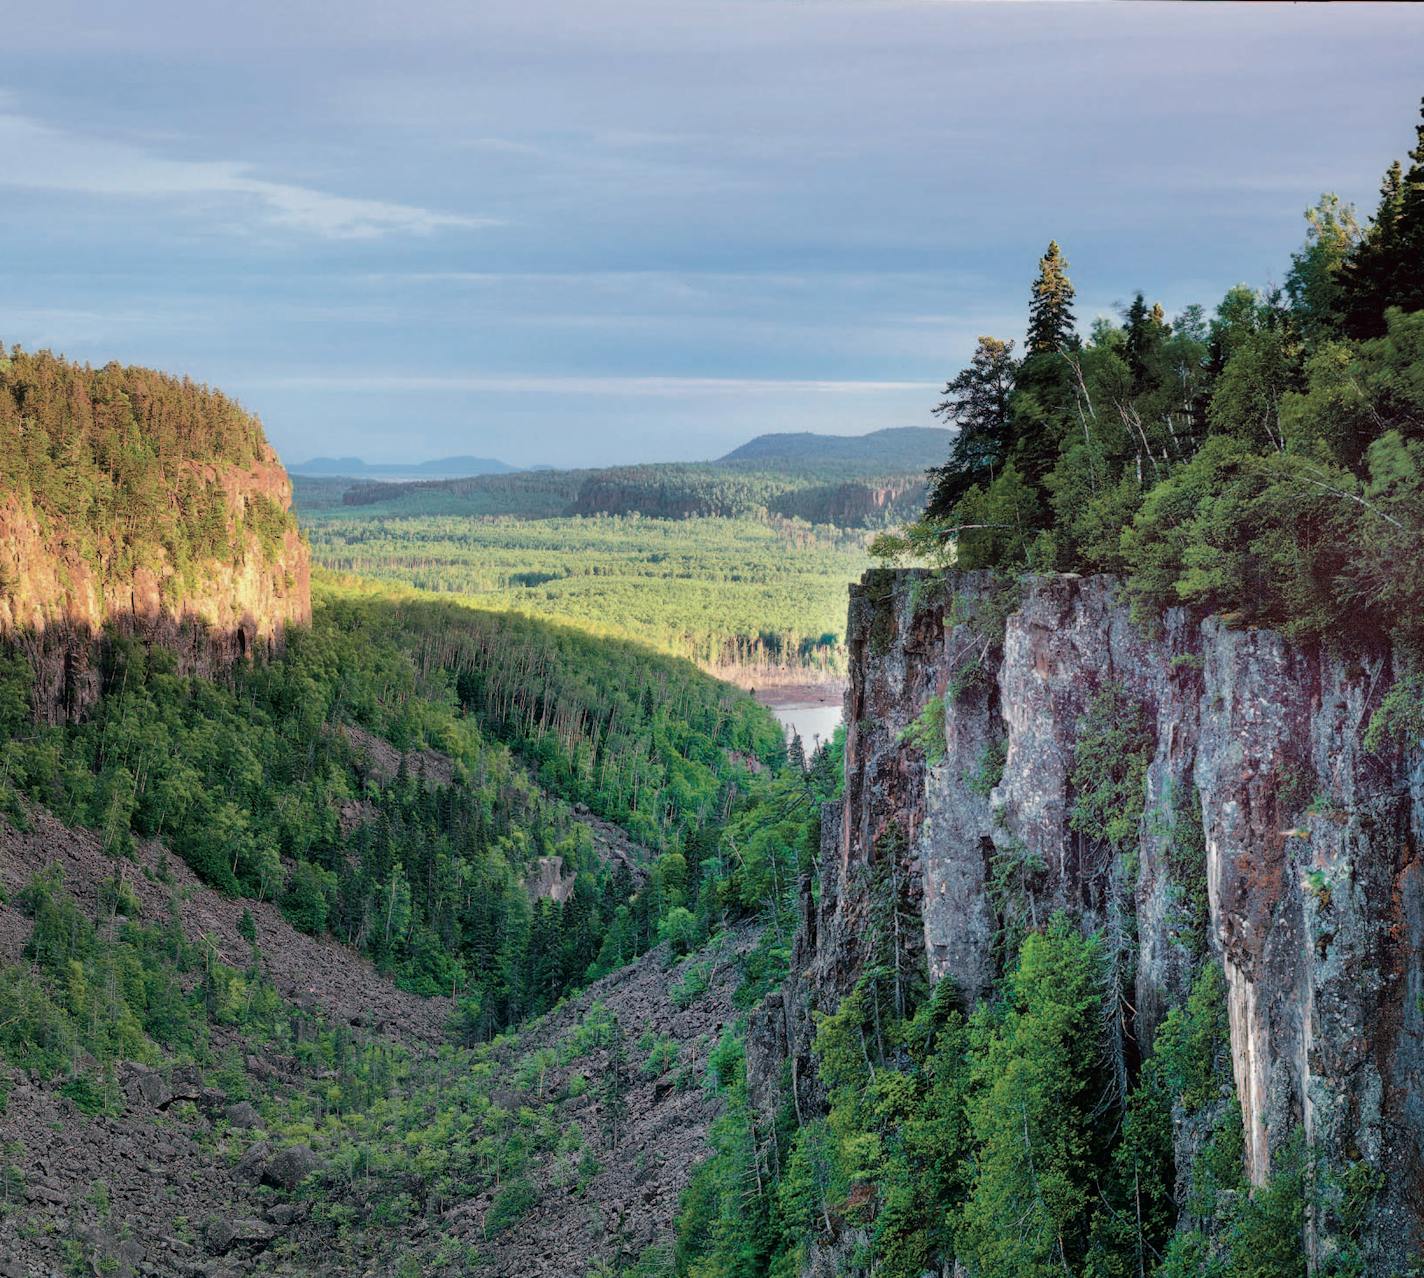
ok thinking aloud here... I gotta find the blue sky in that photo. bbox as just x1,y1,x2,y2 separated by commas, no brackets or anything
3,1,1422,468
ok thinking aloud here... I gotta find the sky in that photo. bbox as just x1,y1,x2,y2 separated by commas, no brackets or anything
2,1,1422,469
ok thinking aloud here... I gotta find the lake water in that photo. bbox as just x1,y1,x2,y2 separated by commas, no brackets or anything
768,700,844,750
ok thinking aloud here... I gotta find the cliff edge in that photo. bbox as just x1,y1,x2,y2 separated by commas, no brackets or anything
0,348,310,719
752,568,1423,1271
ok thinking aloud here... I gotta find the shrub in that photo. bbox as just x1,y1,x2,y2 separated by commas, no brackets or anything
898,696,947,766
485,1178,538,1238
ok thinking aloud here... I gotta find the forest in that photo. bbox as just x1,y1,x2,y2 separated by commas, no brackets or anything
872,108,1424,662
301,518,866,680
292,429,948,684
0,574,791,1046
0,349,297,597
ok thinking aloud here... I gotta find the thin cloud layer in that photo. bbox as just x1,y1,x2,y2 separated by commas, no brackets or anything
0,108,489,239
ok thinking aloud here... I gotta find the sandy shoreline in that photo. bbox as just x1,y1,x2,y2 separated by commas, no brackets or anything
749,681,846,709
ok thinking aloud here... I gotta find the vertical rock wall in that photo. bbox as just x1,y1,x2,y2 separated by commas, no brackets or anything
754,568,1423,1268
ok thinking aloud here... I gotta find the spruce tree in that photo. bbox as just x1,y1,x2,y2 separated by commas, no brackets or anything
1123,292,1160,392
1025,241,1078,357
1341,99,1424,335
925,336,1019,519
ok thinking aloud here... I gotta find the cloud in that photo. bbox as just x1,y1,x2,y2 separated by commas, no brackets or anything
0,106,491,239
252,373,934,397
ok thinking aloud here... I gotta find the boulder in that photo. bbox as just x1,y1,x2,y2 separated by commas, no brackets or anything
231,1142,272,1183
206,1217,278,1255
259,1143,319,1191
123,1067,172,1110
224,1101,261,1130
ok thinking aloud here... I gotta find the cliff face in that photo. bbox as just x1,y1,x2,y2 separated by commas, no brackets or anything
752,568,1423,1268
0,442,310,721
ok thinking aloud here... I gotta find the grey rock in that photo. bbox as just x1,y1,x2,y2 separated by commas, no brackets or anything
264,1202,307,1227
776,568,1424,1269
223,1102,261,1130
207,1217,277,1255
231,1141,271,1183
259,1143,319,1191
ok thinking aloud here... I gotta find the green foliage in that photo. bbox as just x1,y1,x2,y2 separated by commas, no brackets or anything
914,101,1424,663
1026,240,1078,358
1069,682,1154,853
58,1073,108,1115
672,911,1264,1278
897,696,946,766
485,1178,538,1238
300,512,873,681
926,336,1020,517
1162,782,1209,953
955,918,1110,1278
639,1031,680,1079
1224,1137,1307,1278
0,872,293,1085
4,578,788,1036
335,446,938,526
671,963,711,1011
0,346,296,596
1363,671,1424,753
964,737,1007,798
281,860,336,936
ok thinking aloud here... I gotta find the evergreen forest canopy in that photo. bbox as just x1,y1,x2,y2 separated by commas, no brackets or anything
0,575,800,1042
301,519,866,679
293,428,949,683
878,104,1424,661
0,349,297,595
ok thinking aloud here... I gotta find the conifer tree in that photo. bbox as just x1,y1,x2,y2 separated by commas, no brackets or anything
1124,292,1156,391
600,1015,630,1150
925,336,1019,519
1025,241,1078,357
1342,98,1424,335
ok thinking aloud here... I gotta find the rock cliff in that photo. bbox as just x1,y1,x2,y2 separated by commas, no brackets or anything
0,442,310,721
751,568,1423,1269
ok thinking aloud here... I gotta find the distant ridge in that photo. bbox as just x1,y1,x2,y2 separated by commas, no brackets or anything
718,426,950,468
291,454,519,478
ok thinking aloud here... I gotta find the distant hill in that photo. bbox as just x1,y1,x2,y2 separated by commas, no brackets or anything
290,454,519,478
718,426,950,469
294,427,952,528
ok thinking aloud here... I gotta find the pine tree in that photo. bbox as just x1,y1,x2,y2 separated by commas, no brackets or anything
1341,99,1424,335
925,336,1019,519
600,1015,631,1150
1123,292,1156,391
955,917,1110,1278
1025,241,1078,357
